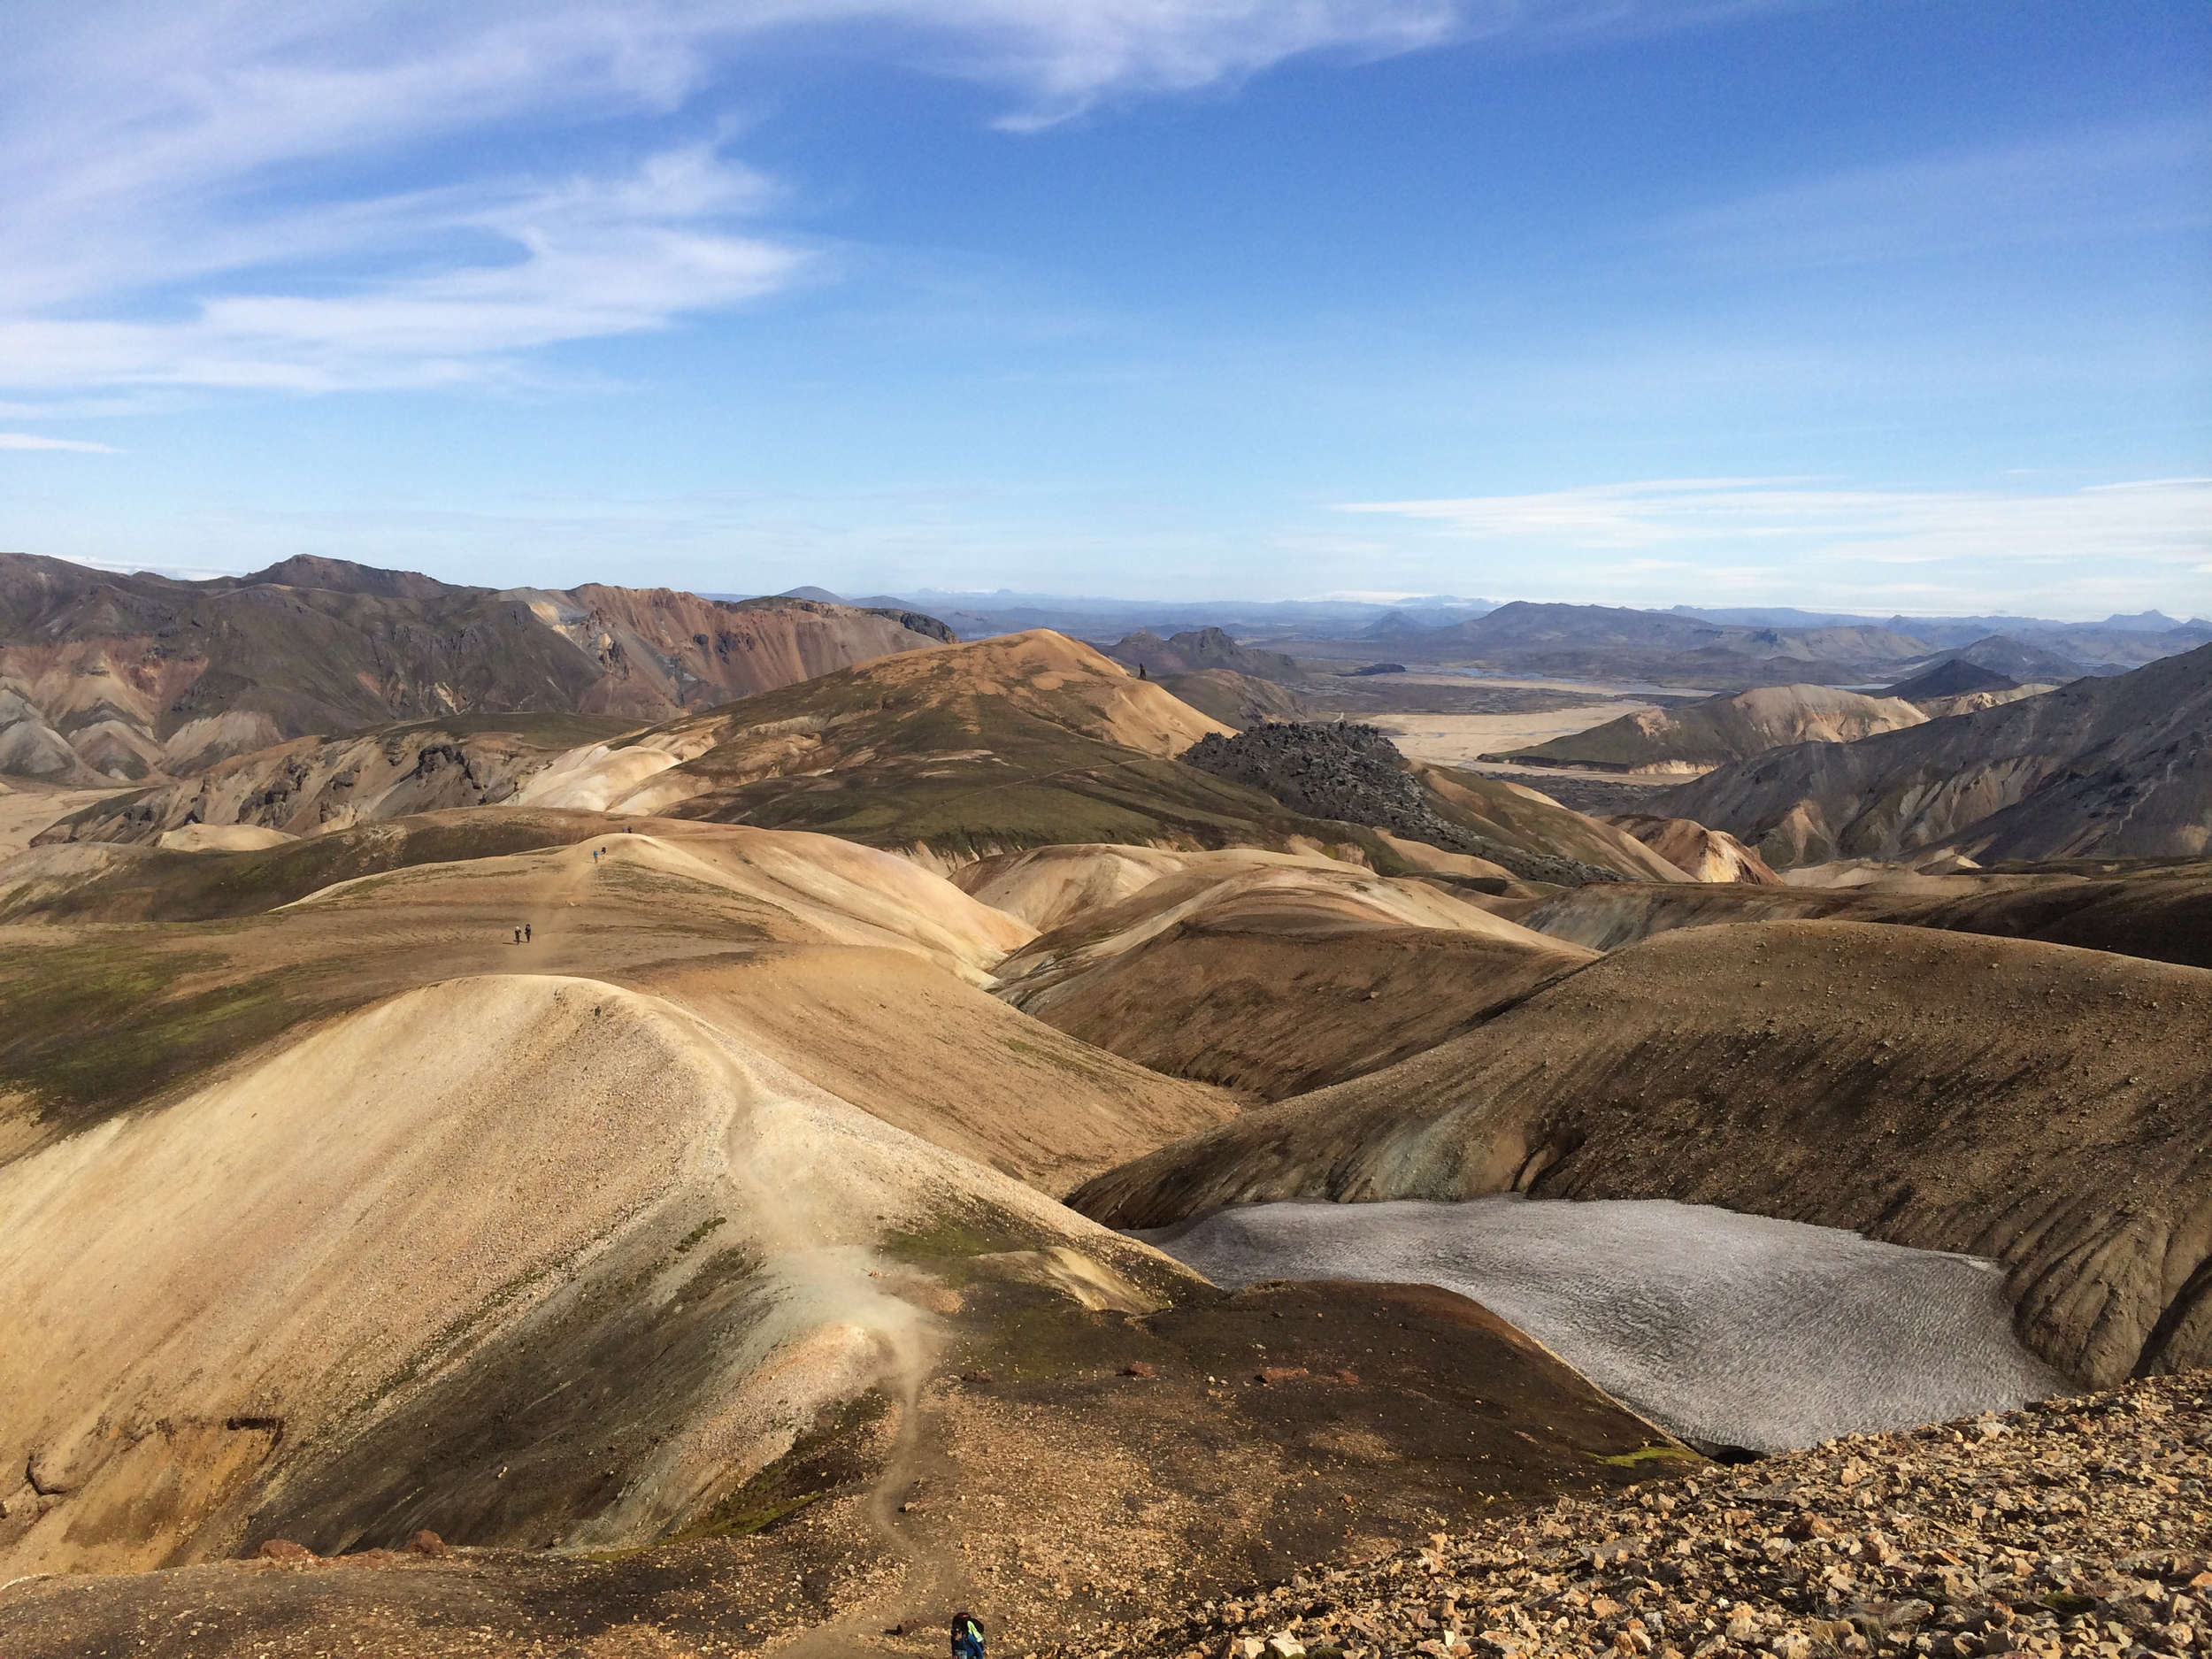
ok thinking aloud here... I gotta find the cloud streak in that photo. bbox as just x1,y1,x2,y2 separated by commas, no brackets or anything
0,432,121,452
1655,118,2212,272
0,1,1798,396
1333,478,2212,616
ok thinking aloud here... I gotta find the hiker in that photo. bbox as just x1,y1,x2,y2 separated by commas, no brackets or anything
524,923,532,943
950,1611,984,1659
1137,663,1147,680
513,927,522,945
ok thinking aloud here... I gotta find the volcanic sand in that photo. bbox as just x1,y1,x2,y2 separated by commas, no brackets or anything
1356,706,1655,768
1138,1196,2064,1452
1072,919,2212,1388
0,779,127,858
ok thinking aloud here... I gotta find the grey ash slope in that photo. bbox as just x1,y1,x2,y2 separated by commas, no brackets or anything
1663,643,2212,866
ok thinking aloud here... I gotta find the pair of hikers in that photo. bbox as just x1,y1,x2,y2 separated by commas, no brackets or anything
511,923,532,944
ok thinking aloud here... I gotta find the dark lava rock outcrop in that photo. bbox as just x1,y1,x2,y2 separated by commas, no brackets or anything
1181,723,1624,887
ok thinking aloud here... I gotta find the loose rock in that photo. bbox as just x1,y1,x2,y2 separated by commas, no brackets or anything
1050,1372,2211,1659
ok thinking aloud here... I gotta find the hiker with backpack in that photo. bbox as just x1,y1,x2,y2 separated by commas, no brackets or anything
951,1610,985,1659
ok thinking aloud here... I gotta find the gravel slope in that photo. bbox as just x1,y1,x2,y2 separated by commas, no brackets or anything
1052,1371,2212,1659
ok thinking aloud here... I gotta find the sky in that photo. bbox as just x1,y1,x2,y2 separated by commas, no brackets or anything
1,0,2208,618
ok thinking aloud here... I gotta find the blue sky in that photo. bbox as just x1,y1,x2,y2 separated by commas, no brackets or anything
1,0,2207,618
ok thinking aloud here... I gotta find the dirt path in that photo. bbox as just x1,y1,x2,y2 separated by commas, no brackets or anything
772,1382,966,1657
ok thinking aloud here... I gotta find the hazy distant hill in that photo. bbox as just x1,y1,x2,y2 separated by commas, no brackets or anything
1103,626,1304,681
1880,658,2019,701
1665,642,2212,865
1285,601,1938,687
1502,683,1927,773
1917,634,2084,682
0,553,951,784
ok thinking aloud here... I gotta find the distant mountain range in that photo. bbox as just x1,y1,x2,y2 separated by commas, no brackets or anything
793,586,2209,688
0,553,952,786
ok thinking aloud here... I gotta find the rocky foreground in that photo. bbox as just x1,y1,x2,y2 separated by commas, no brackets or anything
1046,1373,2210,1659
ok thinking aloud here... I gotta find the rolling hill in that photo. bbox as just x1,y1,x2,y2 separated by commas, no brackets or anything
983,848,1596,1101
1663,642,2212,865
0,811,1690,1647
1500,683,1927,773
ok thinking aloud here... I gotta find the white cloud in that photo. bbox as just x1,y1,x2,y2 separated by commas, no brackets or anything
1333,477,2212,617
0,1,1797,396
0,431,120,452
0,146,803,392
1336,477,2212,563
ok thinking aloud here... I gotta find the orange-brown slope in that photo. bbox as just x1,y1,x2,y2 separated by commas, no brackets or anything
1518,857,2212,969
992,856,1596,1102
1071,919,2212,1388
574,632,1414,862
1607,814,1784,884
548,585,949,717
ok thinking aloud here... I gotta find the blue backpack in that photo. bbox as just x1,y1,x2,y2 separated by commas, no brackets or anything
951,1611,985,1658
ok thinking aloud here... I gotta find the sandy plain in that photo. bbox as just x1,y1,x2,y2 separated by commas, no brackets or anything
0,780,126,858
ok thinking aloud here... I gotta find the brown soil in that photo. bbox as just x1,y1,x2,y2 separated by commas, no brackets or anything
1521,860,2212,971
0,1279,1686,1658
1023,919,1591,1103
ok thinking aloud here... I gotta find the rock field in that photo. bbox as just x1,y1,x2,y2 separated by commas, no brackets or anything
1179,723,1622,886
1047,1371,2210,1659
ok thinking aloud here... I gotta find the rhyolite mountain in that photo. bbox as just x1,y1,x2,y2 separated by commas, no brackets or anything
0,552,952,783
1664,642,2212,866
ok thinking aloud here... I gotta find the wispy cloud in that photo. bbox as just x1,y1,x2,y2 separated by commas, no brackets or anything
1655,118,2212,271
0,145,802,392
1333,478,2212,616
0,2,1799,397
0,431,121,453
1337,476,2212,562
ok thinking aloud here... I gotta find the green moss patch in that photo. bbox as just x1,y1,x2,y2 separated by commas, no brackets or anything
663,1392,889,1546
1593,1444,1706,1467
0,944,311,1133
